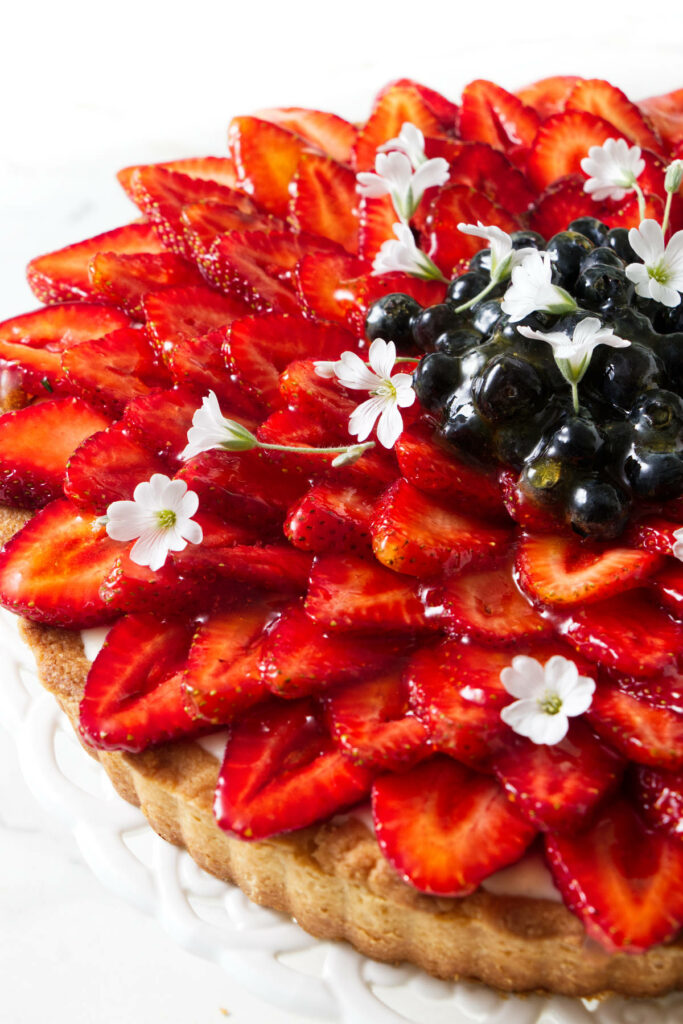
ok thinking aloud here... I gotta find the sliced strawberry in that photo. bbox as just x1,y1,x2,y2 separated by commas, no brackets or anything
123,386,232,465
260,605,404,698
440,557,551,643
61,327,172,416
285,481,374,555
289,153,358,252
87,250,203,315
633,766,683,840
424,185,520,277
562,589,683,678
492,720,624,833
183,602,276,723
515,75,583,118
530,176,601,240
373,757,537,897
323,670,429,770
651,560,683,618
546,798,683,952
527,111,626,191
141,285,251,362
515,533,663,607
566,79,663,154
424,140,535,218
173,542,312,593
305,553,436,633
587,681,683,770
214,697,373,839
225,312,357,410
370,479,510,579
459,80,539,162
278,359,358,430
498,468,562,532
0,303,131,391
638,88,683,148
385,79,459,132
181,199,283,266
79,613,197,752
0,499,120,627
64,422,169,513
295,250,370,326
254,106,358,164
118,157,240,201
354,81,443,171
167,326,266,418
357,194,397,262
99,550,210,615
27,222,165,304
227,116,309,218
0,397,110,508
614,664,683,717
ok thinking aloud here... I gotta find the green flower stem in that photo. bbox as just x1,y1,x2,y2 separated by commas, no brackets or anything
662,189,674,238
570,381,580,415
633,181,647,224
453,276,498,314
255,440,375,457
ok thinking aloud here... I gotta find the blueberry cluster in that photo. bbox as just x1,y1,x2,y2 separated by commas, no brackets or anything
365,220,683,539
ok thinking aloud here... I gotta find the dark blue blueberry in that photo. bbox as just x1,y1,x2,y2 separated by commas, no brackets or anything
442,392,494,461
583,342,663,413
624,447,683,501
654,301,683,335
470,299,505,335
365,292,422,350
411,303,463,351
544,414,604,465
566,476,629,539
605,227,638,263
446,271,489,306
629,389,683,444
510,229,546,250
580,247,625,273
547,230,594,289
574,265,634,315
472,354,547,424
567,217,610,247
412,352,461,413
435,328,483,357
468,248,491,274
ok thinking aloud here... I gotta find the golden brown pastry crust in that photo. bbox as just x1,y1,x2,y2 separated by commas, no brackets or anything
1,503,682,998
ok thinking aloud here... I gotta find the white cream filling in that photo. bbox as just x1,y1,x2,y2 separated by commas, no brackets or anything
196,731,231,761
80,625,111,663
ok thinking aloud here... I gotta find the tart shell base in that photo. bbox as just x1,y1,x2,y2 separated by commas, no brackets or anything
2,504,682,998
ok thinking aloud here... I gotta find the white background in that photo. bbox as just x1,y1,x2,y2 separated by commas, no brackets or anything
2,1,683,1021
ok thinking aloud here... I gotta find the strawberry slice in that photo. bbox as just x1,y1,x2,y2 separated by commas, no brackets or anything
638,87,683,148
0,499,120,627
587,682,683,770
459,80,540,161
289,153,359,252
225,312,357,410
167,326,267,418
79,613,197,752
633,766,683,840
353,80,443,171
285,481,374,555
141,285,251,362
440,557,551,643
566,79,663,154
61,327,172,416
492,720,624,833
562,589,683,678
0,397,110,508
370,479,510,578
357,194,396,262
227,116,309,218
651,560,683,618
87,250,203,315
214,697,373,839
424,139,535,217
184,602,275,724
515,533,663,607
181,200,283,264
323,670,429,770
515,75,583,118
498,468,563,532
295,250,370,326
64,422,169,513
625,516,682,556
0,303,131,391
99,549,212,615
424,185,520,277
118,156,240,200
385,79,459,132
305,553,436,632
546,798,683,952
278,359,358,430
527,111,626,191
123,386,239,465
260,605,404,698
254,106,358,164
530,176,602,240
173,542,313,593
372,757,537,897
27,222,165,304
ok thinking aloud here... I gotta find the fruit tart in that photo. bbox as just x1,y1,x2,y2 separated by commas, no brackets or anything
2,74,683,999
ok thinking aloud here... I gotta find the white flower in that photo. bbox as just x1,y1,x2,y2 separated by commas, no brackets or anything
500,655,596,746
580,137,645,202
673,528,683,562
315,337,415,449
372,222,445,280
665,159,683,195
457,222,537,283
377,122,428,168
356,150,449,222
104,474,203,572
181,390,257,460
625,219,683,308
518,316,630,385
501,251,577,322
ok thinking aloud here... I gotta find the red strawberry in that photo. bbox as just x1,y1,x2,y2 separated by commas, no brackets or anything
227,116,309,218
181,200,283,264
375,78,459,133
324,670,429,770
370,479,510,578
285,481,374,554
166,327,267,418
530,176,602,240
587,682,683,770
295,250,370,326
305,553,437,633
0,499,120,627
118,157,240,201
492,720,624,833
459,80,539,162
123,386,241,466
357,194,396,262
423,140,535,217
633,766,683,840
353,81,443,171
173,542,313,593
259,605,404,698
638,87,683,148
546,798,683,952
87,250,203,315
214,697,373,839
61,327,172,416
651,560,683,618
141,285,251,362
566,79,663,154
0,397,110,508
79,613,197,752
440,557,551,643
99,549,210,615
515,75,583,119
0,303,131,391
527,111,626,191
424,185,520,277
278,359,358,431
372,757,537,896
64,421,169,513
497,468,562,532
625,516,681,556
27,222,165,304
254,106,358,164
289,153,359,252
515,533,663,607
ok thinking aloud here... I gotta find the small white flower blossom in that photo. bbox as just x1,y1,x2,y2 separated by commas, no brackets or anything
500,655,596,746
377,122,428,169
665,159,683,195
356,150,449,222
580,137,645,202
372,222,445,280
181,390,257,460
104,474,203,572
457,222,537,283
625,219,683,307
518,316,630,385
316,337,415,449
501,251,576,322
673,528,683,562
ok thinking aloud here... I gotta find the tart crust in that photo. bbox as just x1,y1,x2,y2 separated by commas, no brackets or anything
1,504,682,999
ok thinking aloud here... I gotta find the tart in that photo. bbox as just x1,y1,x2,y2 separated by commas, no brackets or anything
1,74,683,999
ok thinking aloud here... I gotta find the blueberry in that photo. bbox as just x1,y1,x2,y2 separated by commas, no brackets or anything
654,302,683,334
653,333,683,392
611,307,661,345
435,328,483,357
522,455,565,498
580,246,625,272
583,342,663,413
629,389,683,443
412,352,461,412
567,217,610,247
547,230,594,289
544,414,604,465
442,393,494,461
605,227,638,263
624,447,683,501
469,248,491,274
574,265,635,315
411,303,462,351
470,299,506,335
565,476,629,539
510,229,546,250
494,416,547,469
365,292,422,350
472,353,547,423
447,271,489,306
